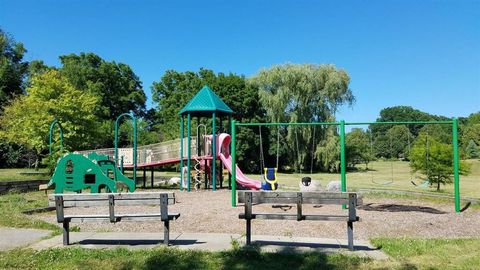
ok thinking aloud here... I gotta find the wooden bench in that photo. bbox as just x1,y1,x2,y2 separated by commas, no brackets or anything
48,192,180,246
238,191,360,250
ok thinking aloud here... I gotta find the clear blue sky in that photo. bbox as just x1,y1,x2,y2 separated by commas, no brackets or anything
1,0,479,122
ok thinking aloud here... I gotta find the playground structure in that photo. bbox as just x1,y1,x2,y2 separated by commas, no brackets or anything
64,86,272,192
45,113,139,193
49,152,135,193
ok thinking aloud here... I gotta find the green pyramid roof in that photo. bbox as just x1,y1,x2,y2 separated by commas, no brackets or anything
179,85,234,115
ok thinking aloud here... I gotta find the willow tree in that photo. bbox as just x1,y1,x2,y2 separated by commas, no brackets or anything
250,64,354,172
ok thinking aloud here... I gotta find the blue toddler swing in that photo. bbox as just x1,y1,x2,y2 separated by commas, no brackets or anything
259,126,279,190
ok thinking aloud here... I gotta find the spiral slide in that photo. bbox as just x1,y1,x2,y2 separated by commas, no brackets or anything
217,133,262,190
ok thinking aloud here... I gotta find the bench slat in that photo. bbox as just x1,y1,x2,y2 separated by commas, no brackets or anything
48,192,176,207
239,213,358,222
50,192,176,200
64,213,180,222
237,191,354,205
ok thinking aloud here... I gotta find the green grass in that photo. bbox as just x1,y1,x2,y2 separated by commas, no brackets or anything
0,168,49,182
370,237,480,269
0,246,368,270
0,191,60,233
246,159,480,199
0,238,479,270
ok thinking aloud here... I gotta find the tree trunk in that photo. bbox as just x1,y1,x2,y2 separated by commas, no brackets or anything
437,182,440,191
34,157,39,171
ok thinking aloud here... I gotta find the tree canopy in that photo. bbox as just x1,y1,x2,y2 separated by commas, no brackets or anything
0,70,103,161
151,68,265,172
409,133,470,190
346,128,374,168
250,63,354,172
59,52,146,120
0,29,28,111
251,63,354,123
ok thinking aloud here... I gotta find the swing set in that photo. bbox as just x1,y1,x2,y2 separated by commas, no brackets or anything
231,119,463,213
258,124,320,190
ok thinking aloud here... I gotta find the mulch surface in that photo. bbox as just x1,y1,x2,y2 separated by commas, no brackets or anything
38,189,480,240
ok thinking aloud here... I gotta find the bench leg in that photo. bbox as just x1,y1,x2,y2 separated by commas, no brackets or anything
63,221,70,246
164,220,170,245
347,221,354,251
246,219,251,245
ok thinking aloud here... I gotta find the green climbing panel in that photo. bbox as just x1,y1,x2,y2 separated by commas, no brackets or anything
48,152,135,193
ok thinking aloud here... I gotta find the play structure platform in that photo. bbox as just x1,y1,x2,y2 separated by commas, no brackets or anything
76,133,262,190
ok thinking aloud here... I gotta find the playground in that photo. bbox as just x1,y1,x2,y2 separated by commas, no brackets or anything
0,84,478,270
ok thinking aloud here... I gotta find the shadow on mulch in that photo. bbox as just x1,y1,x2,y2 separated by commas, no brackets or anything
359,203,446,214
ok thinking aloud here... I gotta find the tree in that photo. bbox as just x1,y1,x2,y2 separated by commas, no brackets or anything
0,29,28,110
409,133,470,191
386,125,412,159
0,70,103,168
250,63,354,172
28,60,52,78
59,52,146,120
315,127,340,173
371,106,447,137
118,119,160,147
151,68,265,172
0,143,36,168
346,128,374,169
465,140,479,159
460,112,480,158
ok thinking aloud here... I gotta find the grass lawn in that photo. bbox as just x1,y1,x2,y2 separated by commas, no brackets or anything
0,238,479,270
246,159,480,199
0,168,49,182
0,246,369,270
0,191,59,232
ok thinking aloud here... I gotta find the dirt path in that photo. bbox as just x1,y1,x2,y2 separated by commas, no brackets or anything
37,190,480,240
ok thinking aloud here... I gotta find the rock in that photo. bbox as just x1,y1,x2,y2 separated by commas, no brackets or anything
326,181,341,192
169,177,181,185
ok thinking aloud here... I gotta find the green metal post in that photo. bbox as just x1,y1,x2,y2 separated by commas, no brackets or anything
49,119,64,156
115,113,137,183
212,112,217,191
452,118,460,213
179,116,184,191
132,114,137,185
219,116,223,188
231,120,236,207
187,113,191,192
340,120,346,209
228,115,232,190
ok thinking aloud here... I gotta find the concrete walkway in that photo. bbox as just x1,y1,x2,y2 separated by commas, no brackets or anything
29,232,388,260
0,227,51,251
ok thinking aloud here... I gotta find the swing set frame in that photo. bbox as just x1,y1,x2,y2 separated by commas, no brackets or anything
230,119,462,213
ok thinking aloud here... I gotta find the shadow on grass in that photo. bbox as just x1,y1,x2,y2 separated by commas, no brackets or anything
141,245,366,270
253,240,374,251
221,245,364,270
359,203,446,214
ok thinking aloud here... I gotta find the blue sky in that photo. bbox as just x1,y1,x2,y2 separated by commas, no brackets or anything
1,0,479,122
